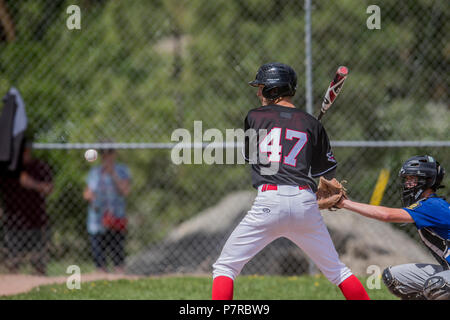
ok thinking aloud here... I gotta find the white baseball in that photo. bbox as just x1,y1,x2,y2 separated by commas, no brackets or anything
84,149,98,162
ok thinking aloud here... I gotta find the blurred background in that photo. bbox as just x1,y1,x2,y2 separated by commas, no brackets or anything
0,0,448,277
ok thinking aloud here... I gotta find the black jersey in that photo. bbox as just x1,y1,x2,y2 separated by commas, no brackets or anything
244,104,337,191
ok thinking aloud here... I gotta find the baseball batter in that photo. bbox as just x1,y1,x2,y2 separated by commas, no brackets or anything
211,63,370,300
337,155,450,300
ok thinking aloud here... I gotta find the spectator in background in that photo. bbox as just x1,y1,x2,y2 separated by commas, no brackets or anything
0,140,53,275
83,147,131,274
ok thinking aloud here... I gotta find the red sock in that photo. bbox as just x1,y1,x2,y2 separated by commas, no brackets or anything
338,275,370,300
212,276,234,300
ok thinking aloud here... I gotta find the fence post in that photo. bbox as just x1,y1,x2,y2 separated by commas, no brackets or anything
304,0,313,115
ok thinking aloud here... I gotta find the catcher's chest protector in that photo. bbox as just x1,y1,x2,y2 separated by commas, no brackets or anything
418,228,450,270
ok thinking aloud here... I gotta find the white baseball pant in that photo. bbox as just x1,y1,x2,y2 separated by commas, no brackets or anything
213,185,353,285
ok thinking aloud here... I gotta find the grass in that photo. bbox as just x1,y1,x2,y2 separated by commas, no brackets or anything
1,275,397,300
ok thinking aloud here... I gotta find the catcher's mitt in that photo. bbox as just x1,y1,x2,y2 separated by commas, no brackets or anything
316,177,348,210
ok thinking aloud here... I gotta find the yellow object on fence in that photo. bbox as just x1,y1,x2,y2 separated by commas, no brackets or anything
370,169,391,206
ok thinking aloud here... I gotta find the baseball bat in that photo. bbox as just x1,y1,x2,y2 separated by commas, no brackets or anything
317,66,348,121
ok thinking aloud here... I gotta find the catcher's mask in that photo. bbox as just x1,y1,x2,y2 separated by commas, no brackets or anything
399,155,445,207
249,62,297,100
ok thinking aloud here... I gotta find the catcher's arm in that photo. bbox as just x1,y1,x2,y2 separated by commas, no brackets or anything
338,199,414,223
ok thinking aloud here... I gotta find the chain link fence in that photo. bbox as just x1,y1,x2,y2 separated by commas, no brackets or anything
0,0,448,277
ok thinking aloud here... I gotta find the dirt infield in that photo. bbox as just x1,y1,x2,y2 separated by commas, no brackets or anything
0,272,141,297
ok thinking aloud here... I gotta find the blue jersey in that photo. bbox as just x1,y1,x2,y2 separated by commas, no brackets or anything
403,195,450,268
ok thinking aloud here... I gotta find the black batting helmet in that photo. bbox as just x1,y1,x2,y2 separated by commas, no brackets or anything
249,62,297,100
398,155,445,206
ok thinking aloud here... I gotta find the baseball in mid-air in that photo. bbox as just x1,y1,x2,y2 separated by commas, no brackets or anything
84,149,98,162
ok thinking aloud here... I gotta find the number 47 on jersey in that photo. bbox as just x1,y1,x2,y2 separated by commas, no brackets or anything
259,128,307,167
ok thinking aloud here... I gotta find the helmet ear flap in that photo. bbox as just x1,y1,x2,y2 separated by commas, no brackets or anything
262,86,278,99
262,84,295,100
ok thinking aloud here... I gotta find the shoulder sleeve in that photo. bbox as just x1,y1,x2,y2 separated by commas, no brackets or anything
310,123,337,177
403,198,447,229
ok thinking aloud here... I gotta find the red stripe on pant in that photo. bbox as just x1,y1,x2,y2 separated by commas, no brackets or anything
212,276,234,300
338,275,370,300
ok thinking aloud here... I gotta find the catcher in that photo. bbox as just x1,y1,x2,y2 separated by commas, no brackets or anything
329,155,450,300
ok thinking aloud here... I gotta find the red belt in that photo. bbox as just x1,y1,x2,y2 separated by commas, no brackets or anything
260,184,310,192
